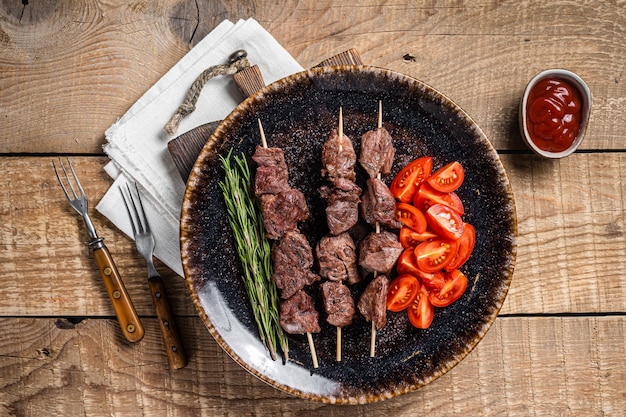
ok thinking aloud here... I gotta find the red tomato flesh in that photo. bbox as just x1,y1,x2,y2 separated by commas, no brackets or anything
407,286,434,329
426,203,465,241
429,269,468,307
386,274,420,312
390,157,433,202
399,226,438,248
395,203,427,233
415,239,457,273
446,223,476,270
414,182,464,215
427,161,464,193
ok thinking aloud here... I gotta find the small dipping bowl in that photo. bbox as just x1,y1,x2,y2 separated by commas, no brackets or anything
519,69,591,158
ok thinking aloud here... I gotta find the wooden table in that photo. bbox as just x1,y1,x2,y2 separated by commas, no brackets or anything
1,1,625,415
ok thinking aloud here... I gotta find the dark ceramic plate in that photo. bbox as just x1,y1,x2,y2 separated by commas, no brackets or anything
181,66,517,404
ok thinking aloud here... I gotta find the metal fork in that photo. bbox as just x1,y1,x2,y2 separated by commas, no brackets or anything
53,157,144,343
120,182,188,369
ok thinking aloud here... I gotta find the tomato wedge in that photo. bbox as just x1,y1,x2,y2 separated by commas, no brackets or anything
390,157,433,202
399,226,438,248
414,238,457,273
425,203,465,241
427,161,465,193
429,269,468,307
414,182,464,215
386,274,420,312
407,286,434,329
395,203,427,233
446,223,476,270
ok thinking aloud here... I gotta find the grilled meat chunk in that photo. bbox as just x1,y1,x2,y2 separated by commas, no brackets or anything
316,232,360,285
319,177,361,235
260,189,309,239
272,231,320,299
360,177,401,229
252,146,291,195
321,128,357,181
320,281,355,328
358,230,403,274
359,127,395,179
357,274,389,330
279,290,321,334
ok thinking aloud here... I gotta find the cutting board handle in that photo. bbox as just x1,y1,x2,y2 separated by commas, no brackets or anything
167,49,363,182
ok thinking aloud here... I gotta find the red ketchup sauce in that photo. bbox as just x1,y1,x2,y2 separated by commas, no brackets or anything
526,77,583,153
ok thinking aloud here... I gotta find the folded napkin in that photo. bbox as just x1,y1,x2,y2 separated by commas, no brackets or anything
96,18,304,277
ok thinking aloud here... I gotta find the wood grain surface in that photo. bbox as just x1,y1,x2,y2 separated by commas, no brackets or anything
1,0,626,415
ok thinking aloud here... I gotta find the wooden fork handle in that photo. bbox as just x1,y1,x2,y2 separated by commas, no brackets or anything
92,244,145,343
148,276,188,369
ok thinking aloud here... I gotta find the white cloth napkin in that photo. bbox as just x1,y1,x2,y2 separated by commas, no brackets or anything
96,18,304,277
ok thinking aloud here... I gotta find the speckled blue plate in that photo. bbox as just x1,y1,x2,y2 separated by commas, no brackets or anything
181,66,517,404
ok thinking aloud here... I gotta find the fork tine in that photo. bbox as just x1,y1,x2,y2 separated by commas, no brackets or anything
133,183,151,235
119,184,139,236
65,157,86,199
57,157,80,199
126,183,146,235
52,159,72,201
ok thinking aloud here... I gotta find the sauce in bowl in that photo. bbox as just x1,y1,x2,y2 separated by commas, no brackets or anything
525,77,583,153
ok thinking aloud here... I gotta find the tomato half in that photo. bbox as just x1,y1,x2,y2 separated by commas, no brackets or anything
399,226,438,248
427,161,465,193
414,182,464,215
446,223,476,270
407,286,434,329
426,203,465,241
414,239,457,273
390,157,433,202
428,269,468,307
386,274,420,312
395,203,427,233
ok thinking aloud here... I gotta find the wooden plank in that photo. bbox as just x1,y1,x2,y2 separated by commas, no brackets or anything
0,1,624,153
0,316,624,415
2,154,626,316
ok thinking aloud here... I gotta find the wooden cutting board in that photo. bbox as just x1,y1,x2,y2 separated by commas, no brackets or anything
167,49,363,181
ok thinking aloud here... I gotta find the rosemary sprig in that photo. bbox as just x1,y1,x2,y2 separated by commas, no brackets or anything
219,150,289,362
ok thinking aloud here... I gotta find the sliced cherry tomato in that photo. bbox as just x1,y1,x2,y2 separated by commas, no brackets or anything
446,223,476,270
399,226,438,248
414,238,457,273
425,203,465,241
427,161,465,193
414,182,464,215
386,274,420,312
428,269,468,307
395,203,427,233
407,286,434,329
390,157,433,202
396,249,446,290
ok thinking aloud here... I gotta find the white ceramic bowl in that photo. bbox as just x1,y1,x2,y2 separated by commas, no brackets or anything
519,69,591,158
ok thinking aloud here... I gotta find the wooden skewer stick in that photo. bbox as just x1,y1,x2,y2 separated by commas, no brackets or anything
370,100,384,358
258,118,318,369
337,107,345,362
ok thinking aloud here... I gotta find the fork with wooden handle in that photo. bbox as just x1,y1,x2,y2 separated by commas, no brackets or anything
53,157,144,343
120,182,188,369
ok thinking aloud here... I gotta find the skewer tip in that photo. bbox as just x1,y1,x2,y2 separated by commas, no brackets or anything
307,332,319,369
258,118,268,148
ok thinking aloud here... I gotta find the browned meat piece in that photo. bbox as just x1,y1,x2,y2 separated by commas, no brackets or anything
316,232,360,285
279,290,321,334
252,146,291,195
357,274,389,330
319,177,361,235
320,281,355,328
272,231,321,299
359,127,395,179
321,129,357,181
360,177,402,229
260,189,310,239
358,230,403,274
